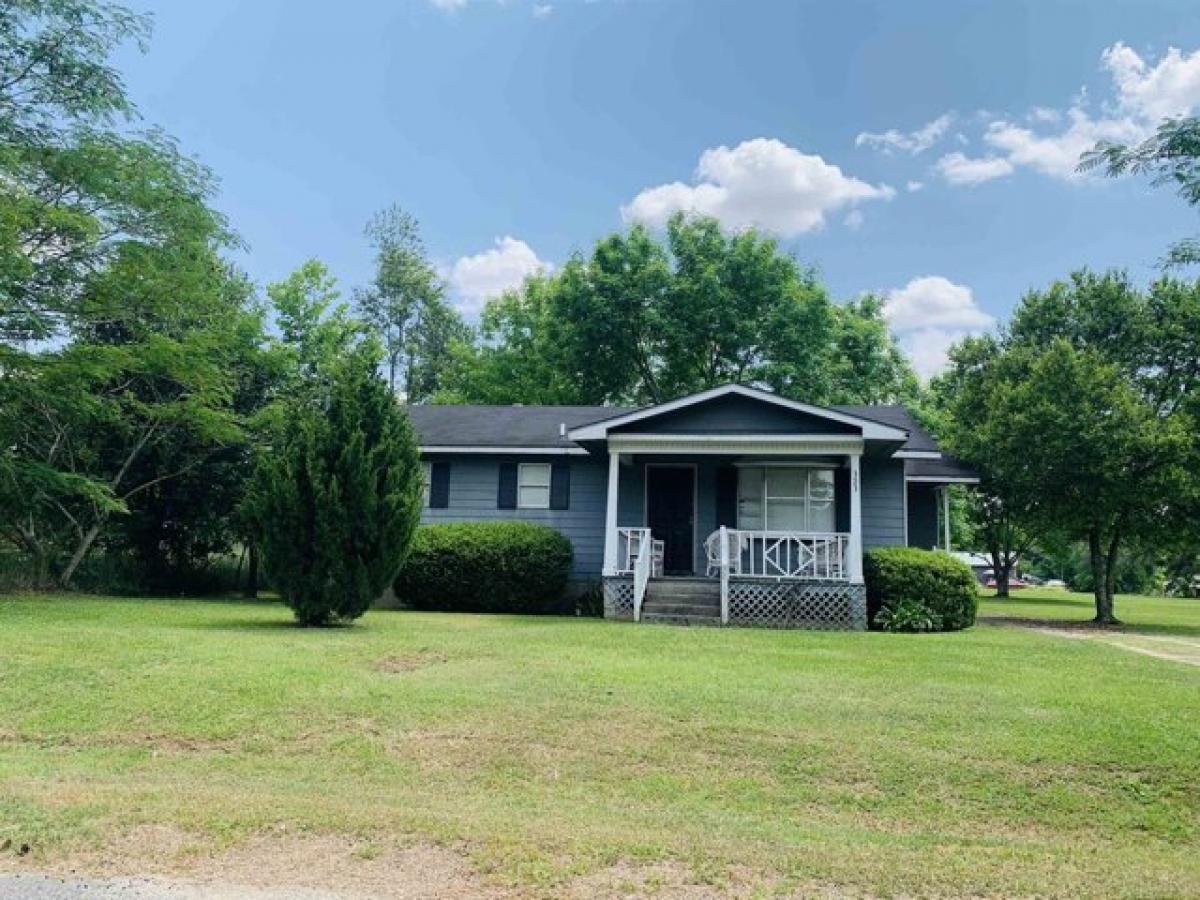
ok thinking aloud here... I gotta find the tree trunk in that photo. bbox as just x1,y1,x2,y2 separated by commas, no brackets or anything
58,522,103,589
244,539,259,599
1088,527,1108,623
1099,530,1122,625
1088,527,1122,625
989,546,1010,598
10,524,51,588
996,559,1011,598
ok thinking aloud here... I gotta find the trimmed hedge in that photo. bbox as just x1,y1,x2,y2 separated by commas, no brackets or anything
864,547,978,632
394,522,574,614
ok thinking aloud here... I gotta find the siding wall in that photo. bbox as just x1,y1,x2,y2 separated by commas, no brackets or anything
611,395,858,435
420,452,911,579
861,457,906,549
419,456,608,577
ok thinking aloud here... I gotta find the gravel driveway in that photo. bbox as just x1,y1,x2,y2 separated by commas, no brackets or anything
0,874,343,899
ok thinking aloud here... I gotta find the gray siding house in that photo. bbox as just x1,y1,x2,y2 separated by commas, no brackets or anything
407,384,976,629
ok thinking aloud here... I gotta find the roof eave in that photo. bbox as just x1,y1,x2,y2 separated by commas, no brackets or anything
567,384,909,443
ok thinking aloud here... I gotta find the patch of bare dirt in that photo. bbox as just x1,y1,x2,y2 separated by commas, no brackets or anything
986,618,1200,668
0,827,873,898
4,826,509,899
375,652,447,674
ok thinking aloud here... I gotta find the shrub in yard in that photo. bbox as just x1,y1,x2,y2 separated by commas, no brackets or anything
249,348,423,626
864,547,978,632
395,522,573,614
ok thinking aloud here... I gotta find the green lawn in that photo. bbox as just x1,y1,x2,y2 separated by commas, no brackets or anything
979,585,1200,637
1,591,1198,897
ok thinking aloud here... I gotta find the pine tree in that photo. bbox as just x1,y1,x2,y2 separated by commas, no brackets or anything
251,344,422,625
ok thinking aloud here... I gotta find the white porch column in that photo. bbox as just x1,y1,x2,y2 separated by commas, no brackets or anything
848,452,863,583
602,450,620,575
941,486,952,552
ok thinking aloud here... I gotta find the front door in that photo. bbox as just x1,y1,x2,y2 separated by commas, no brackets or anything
646,465,695,575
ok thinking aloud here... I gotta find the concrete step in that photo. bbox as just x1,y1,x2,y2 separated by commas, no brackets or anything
641,600,720,617
645,579,720,600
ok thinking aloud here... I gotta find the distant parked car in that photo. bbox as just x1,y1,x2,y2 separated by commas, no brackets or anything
986,576,1029,589
1044,579,1067,589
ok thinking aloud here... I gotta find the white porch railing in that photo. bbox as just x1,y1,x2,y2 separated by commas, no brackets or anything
616,526,661,622
614,527,663,577
705,529,850,581
632,532,651,622
705,527,850,625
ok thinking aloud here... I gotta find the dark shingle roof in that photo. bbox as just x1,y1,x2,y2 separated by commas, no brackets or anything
906,455,979,481
407,400,943,455
832,405,939,453
406,404,634,448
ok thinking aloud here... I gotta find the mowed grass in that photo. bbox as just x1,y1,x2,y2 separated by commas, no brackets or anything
1,591,1198,897
979,585,1200,637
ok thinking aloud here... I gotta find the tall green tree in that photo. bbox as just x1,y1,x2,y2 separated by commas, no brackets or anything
941,271,1200,623
1,239,259,587
933,335,1038,598
268,259,361,387
354,205,468,402
442,214,918,406
248,343,423,626
0,1,271,588
0,0,165,343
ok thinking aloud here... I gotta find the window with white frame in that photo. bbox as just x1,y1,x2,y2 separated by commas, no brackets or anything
421,462,432,507
517,463,551,509
737,466,836,532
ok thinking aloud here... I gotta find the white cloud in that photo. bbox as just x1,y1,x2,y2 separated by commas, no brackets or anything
906,180,924,192
932,43,1200,185
855,113,954,155
882,276,995,378
843,209,864,230
533,3,553,17
1103,42,1200,122
430,0,468,9
448,236,550,315
982,110,1142,180
934,151,1015,186
622,138,894,236
895,328,972,381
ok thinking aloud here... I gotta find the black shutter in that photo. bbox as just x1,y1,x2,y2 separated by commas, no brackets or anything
550,462,570,510
715,465,738,528
429,461,451,509
498,462,518,509
835,467,850,533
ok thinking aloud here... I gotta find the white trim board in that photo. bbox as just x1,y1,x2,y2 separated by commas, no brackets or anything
905,475,981,485
607,435,865,456
568,384,909,443
419,445,587,455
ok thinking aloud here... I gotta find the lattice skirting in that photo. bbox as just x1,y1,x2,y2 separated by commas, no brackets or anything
603,576,635,620
728,579,866,630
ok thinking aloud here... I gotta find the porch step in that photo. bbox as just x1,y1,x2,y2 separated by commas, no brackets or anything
640,612,722,627
640,577,721,626
641,600,721,617
644,578,720,601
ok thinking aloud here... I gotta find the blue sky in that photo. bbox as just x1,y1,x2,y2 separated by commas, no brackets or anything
115,0,1200,376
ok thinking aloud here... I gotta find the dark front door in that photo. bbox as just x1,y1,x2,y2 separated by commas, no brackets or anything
646,465,695,575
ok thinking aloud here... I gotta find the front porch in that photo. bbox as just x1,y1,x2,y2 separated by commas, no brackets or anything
602,525,868,630
565,384,927,631
597,450,869,630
